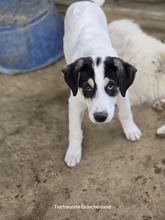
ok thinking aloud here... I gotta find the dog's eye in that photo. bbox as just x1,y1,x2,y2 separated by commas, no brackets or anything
107,81,115,90
105,80,118,97
81,82,95,99
83,82,92,92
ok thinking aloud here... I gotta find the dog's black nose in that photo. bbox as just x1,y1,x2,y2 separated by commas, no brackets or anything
94,112,108,123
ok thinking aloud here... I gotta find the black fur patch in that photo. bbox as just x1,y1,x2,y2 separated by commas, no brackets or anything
104,56,137,97
104,57,119,97
79,59,96,99
96,57,101,66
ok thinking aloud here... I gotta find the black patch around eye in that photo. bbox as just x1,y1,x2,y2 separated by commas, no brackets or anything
104,58,119,83
104,57,119,97
105,80,119,97
79,59,96,99
82,82,96,98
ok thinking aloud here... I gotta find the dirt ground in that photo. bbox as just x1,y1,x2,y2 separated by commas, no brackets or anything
0,55,164,220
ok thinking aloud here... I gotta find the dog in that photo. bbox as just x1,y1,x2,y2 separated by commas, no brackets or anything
108,19,165,137
62,0,141,167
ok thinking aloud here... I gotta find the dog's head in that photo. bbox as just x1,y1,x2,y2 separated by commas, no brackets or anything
62,56,136,123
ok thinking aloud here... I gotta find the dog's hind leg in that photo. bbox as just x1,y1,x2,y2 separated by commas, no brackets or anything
65,95,86,167
117,93,142,141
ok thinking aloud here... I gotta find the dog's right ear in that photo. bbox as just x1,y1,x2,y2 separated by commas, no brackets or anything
62,57,92,96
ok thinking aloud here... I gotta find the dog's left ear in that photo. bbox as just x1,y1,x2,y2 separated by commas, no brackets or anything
113,58,137,97
62,58,86,96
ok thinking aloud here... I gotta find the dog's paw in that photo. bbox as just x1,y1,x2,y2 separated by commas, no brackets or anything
65,146,82,167
156,124,165,137
123,123,142,141
153,99,165,112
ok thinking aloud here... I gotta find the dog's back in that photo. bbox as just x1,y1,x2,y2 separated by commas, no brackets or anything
63,0,117,63
108,19,165,105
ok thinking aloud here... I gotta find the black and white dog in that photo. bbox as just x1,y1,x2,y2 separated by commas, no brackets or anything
62,0,141,167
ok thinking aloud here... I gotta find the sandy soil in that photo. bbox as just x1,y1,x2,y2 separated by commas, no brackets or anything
0,57,164,220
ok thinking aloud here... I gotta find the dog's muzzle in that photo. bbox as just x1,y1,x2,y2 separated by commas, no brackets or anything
93,112,108,123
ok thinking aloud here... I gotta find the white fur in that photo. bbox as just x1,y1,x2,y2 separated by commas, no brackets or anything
157,125,165,137
91,0,105,6
108,19,165,136
64,1,118,63
87,60,117,123
64,3,141,167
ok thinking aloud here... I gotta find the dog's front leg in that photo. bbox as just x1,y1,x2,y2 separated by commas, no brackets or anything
117,93,142,141
65,95,86,167
156,125,165,137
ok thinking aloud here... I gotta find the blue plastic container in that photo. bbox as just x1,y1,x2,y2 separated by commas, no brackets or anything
0,0,64,74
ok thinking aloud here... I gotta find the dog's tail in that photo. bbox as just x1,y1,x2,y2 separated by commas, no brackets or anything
91,0,105,6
